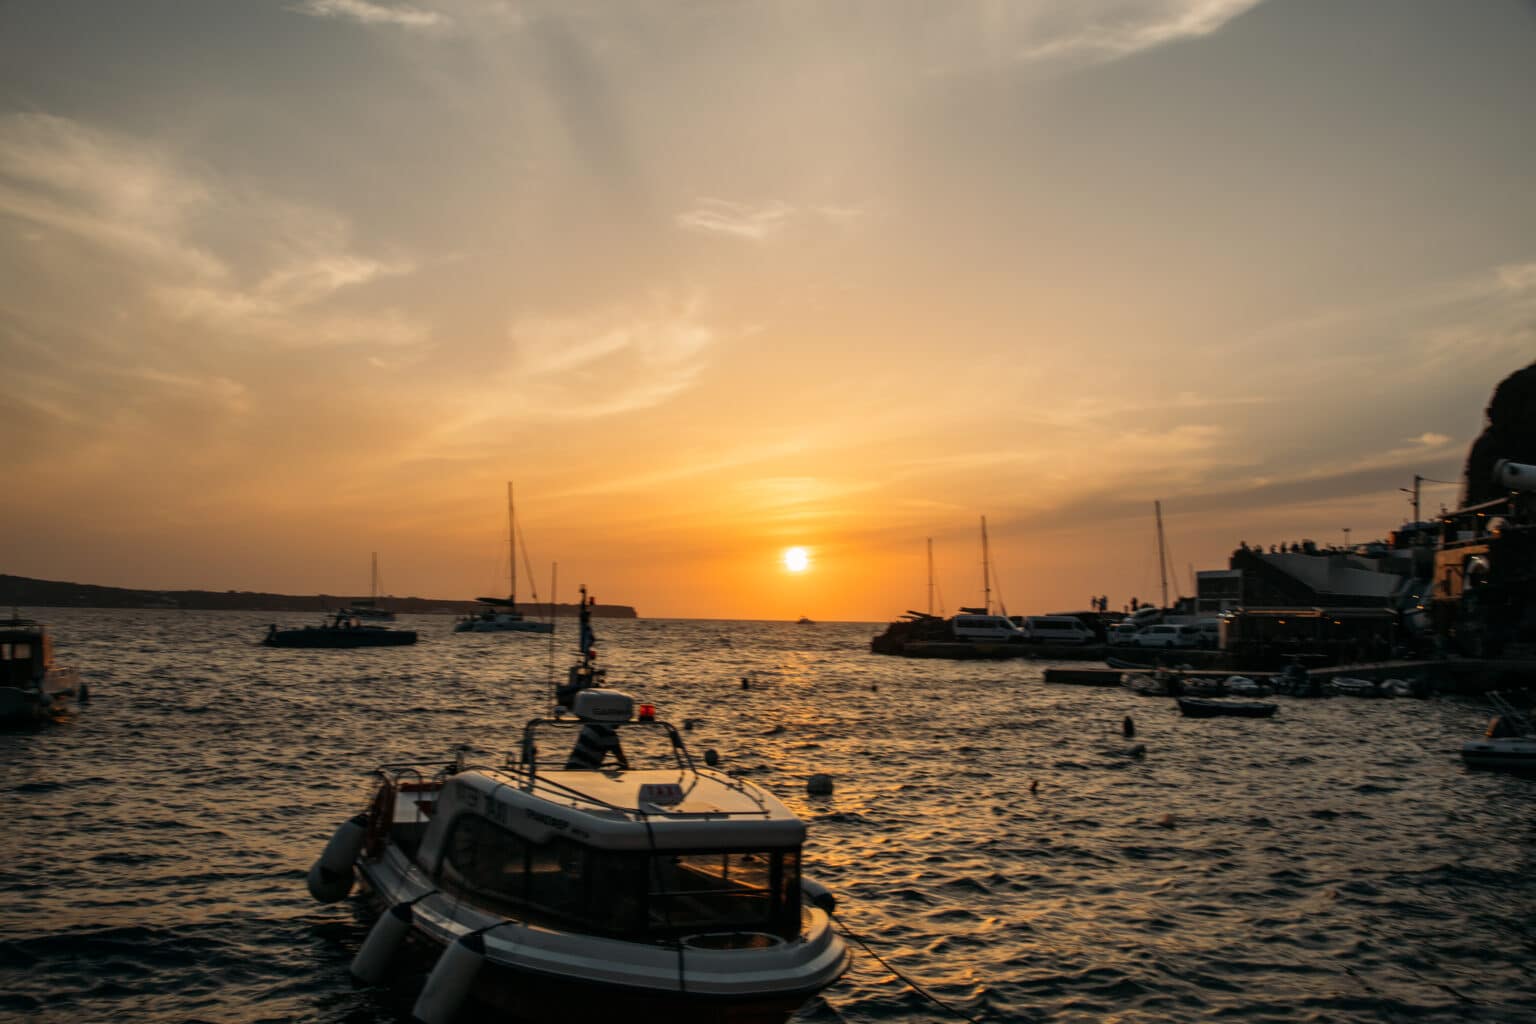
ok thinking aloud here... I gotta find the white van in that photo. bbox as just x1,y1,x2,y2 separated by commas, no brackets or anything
1106,622,1141,646
1132,623,1201,648
1019,616,1096,645
949,614,1027,643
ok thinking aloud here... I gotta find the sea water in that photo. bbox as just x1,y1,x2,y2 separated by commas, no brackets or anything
2,609,1532,1023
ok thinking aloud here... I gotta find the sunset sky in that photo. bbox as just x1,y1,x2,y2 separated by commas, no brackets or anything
2,1,1533,621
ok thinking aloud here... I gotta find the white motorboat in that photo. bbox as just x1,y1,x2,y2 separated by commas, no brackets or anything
1461,736,1536,772
0,616,85,725
1222,675,1269,697
1462,693,1536,773
308,589,849,1023
1327,676,1381,698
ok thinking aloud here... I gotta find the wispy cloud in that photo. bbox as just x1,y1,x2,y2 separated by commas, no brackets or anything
676,199,795,242
1016,0,1266,64
0,114,424,351
507,294,721,419
0,114,223,278
290,0,447,30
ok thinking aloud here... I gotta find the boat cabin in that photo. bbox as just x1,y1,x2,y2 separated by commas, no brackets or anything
371,695,807,947
0,620,50,688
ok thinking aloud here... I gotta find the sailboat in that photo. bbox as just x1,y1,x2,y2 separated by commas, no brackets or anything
345,553,396,621
454,483,555,634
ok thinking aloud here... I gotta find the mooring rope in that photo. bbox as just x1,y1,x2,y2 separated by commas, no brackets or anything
829,911,986,1023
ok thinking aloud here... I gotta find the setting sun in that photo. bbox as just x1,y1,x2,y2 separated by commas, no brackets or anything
782,547,810,573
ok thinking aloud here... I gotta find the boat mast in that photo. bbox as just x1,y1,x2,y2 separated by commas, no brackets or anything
981,516,992,614
1155,500,1169,609
926,537,934,617
507,481,517,607
370,551,379,601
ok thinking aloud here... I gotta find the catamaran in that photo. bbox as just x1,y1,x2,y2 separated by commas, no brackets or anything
455,482,555,634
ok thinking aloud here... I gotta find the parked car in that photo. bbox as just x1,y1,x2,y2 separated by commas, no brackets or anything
1019,616,1096,645
949,614,1027,643
1132,623,1202,648
1106,622,1142,646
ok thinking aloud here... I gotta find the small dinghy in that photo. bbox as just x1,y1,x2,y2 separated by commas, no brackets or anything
1222,675,1269,697
1122,672,1170,696
1327,676,1381,698
305,587,849,1023
1462,693,1536,773
1176,697,1278,719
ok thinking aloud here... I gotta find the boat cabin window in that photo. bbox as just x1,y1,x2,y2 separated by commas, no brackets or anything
2,642,32,660
436,812,800,939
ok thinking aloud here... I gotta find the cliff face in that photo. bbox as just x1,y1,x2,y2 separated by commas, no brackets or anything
1463,360,1536,506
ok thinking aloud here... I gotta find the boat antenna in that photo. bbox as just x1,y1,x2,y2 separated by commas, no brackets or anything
980,516,992,614
1154,500,1170,609
547,562,558,708
506,481,517,608
926,537,934,617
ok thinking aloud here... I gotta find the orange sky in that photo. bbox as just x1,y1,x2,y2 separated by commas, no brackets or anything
1,1,1532,620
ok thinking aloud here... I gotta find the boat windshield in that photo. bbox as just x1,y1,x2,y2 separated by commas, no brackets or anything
436,811,802,940
519,717,692,774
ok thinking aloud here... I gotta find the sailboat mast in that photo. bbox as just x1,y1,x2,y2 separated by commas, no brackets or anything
1155,500,1169,609
507,481,517,606
981,516,992,614
926,537,934,617
370,552,379,600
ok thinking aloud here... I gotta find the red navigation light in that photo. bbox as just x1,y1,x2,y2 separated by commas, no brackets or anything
638,703,656,722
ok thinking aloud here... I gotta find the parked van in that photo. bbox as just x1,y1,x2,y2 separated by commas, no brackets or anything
1132,623,1202,648
1106,622,1142,646
1020,616,1096,645
949,614,1027,643
1195,619,1221,649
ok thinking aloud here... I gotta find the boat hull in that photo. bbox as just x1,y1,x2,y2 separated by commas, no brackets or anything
453,619,554,634
1177,697,1278,719
263,629,417,648
1461,737,1536,772
354,850,848,1024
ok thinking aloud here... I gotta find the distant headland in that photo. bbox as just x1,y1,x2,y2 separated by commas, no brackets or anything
0,574,638,618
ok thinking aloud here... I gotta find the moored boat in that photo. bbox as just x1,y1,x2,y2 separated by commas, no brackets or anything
307,587,850,1023
1327,676,1381,698
1462,693,1536,773
0,616,85,724
1222,675,1269,697
455,482,555,635
1177,697,1278,719
262,612,417,648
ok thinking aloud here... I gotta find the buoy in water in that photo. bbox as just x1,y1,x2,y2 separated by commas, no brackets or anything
807,773,834,795
306,812,367,903
1029,779,1039,794
352,901,415,984
78,682,91,704
1122,715,1135,738
704,748,720,767
413,931,487,1024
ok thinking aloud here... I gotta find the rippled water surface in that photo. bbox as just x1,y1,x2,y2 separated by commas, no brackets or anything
4,609,1535,1024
